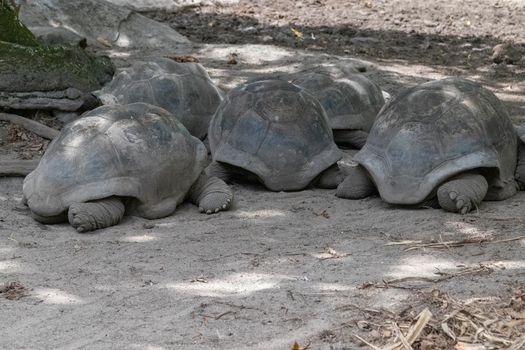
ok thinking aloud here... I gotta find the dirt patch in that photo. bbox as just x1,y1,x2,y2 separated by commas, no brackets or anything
2,1,525,349
146,0,525,79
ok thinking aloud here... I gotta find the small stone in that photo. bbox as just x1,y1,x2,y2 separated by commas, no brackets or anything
491,43,522,64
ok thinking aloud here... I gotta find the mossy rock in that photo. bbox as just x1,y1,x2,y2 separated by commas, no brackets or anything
0,41,114,110
0,1,114,110
0,1,40,46
0,42,114,92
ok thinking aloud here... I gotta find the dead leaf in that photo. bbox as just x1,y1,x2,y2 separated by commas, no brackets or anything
313,209,330,218
190,277,208,283
291,27,303,39
166,55,199,63
96,36,112,47
454,342,487,350
227,52,238,64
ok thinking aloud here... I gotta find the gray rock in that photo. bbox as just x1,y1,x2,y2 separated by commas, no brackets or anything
104,0,240,12
19,0,189,49
0,89,88,111
491,43,522,65
31,27,86,47
0,42,114,111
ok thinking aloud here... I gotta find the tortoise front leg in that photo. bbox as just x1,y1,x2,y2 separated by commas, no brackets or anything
188,174,233,214
336,164,377,199
68,197,125,233
437,174,488,214
204,161,231,182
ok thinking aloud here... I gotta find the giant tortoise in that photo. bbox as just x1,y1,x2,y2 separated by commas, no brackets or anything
99,58,222,140
290,69,386,148
206,79,344,191
23,103,232,232
336,77,522,214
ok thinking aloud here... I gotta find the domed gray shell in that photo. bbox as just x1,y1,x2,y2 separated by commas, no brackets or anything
99,58,222,139
209,79,342,191
290,71,385,131
23,103,207,219
355,77,517,204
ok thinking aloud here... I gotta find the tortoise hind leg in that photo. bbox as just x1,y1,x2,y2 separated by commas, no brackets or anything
437,174,488,214
336,164,377,199
316,164,345,189
188,174,233,214
68,197,125,233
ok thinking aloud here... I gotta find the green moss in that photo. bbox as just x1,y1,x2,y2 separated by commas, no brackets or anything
0,1,114,95
0,42,114,92
0,0,40,46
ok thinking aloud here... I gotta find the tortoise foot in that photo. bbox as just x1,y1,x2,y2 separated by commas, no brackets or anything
437,174,488,214
68,197,125,232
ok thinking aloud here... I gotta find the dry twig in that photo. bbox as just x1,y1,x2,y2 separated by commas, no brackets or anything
386,235,525,251
0,159,40,176
0,112,59,140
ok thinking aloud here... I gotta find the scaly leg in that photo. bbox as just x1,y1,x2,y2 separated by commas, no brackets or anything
316,164,345,189
188,174,233,214
68,197,125,233
204,161,231,182
515,142,525,190
336,164,377,199
437,174,488,214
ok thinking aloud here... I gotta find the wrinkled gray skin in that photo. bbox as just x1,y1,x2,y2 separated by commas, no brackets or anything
99,58,222,140
23,103,232,233
290,70,386,149
207,79,344,191
337,77,522,214
514,124,525,190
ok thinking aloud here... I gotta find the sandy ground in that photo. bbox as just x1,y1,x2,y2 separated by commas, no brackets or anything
2,1,525,349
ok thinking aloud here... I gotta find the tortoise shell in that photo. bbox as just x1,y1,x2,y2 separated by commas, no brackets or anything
291,70,385,132
23,103,207,219
100,58,222,139
209,79,342,191
354,77,517,204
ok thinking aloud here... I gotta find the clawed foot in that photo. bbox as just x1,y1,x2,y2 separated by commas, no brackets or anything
442,190,474,214
190,174,234,214
437,174,487,214
68,203,95,232
68,198,125,233
198,192,233,214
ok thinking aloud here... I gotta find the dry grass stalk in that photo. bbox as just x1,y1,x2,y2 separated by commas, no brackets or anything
345,288,524,349
386,235,525,251
359,264,494,290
